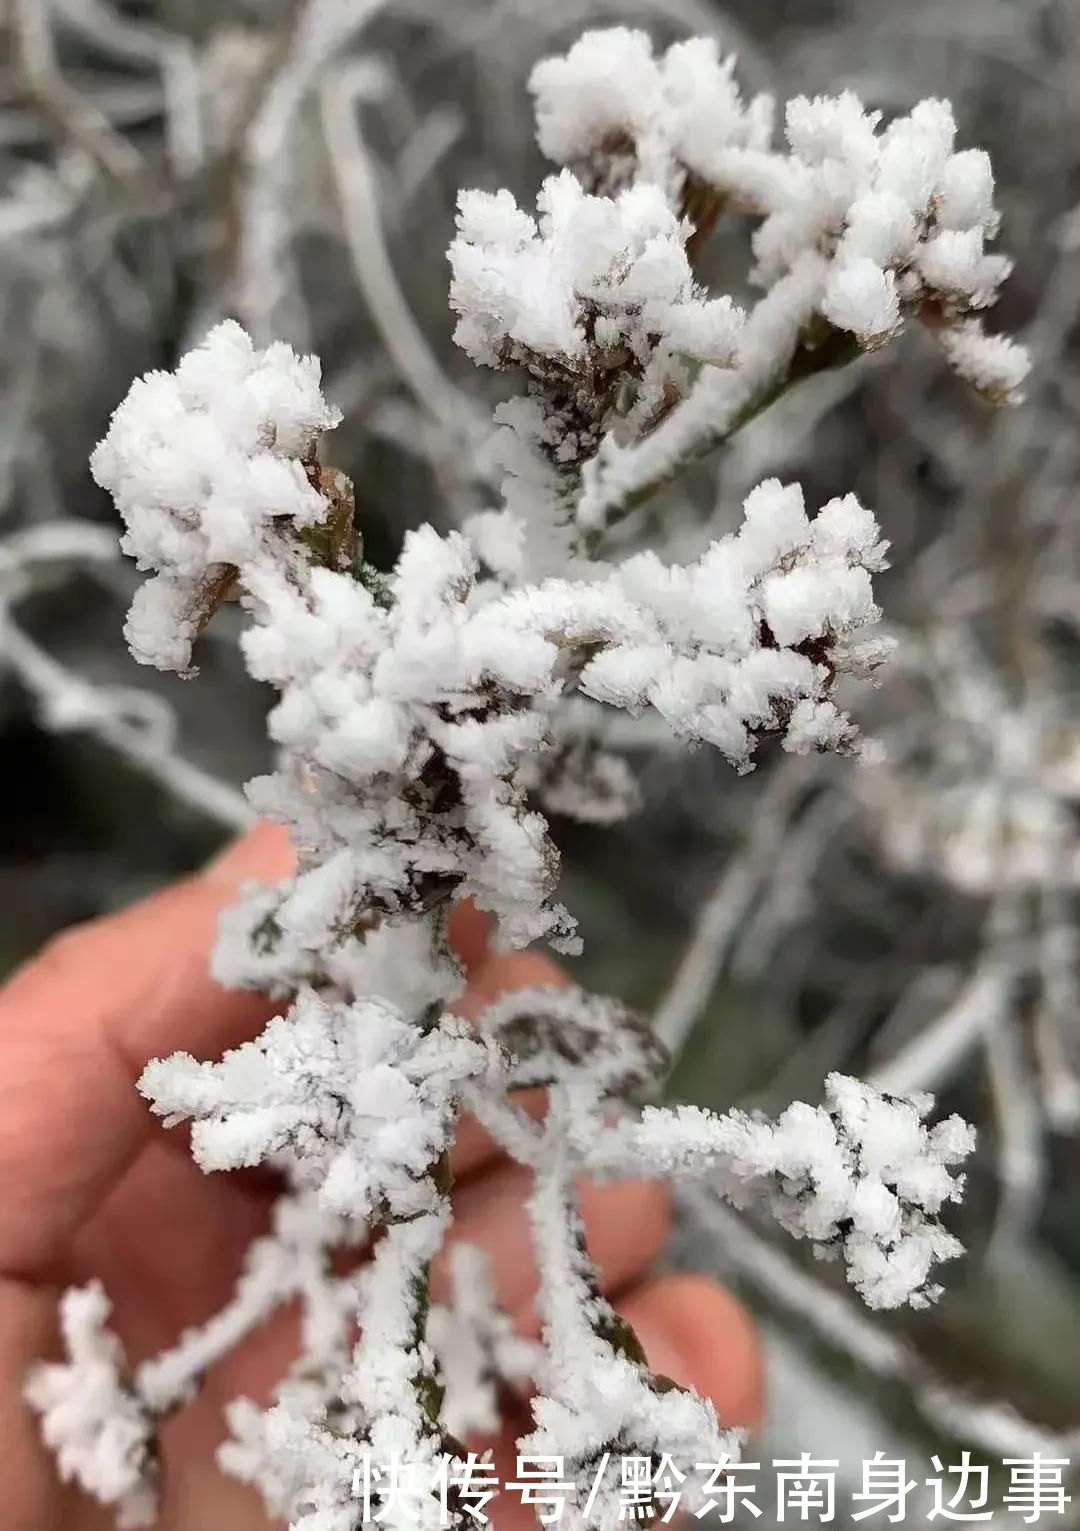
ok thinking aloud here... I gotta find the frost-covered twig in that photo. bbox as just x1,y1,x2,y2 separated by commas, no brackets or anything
1034,885,1080,1129
985,1006,1045,1253
25,1282,158,1529
582,1071,974,1310
2,621,252,830
26,1190,363,1528
228,0,388,339
551,30,1029,543
428,1243,540,1438
869,961,1013,1097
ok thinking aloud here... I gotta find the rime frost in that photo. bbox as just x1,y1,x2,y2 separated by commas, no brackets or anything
451,174,742,374
521,1140,738,1531
581,1072,975,1309
528,28,772,196
89,320,342,675
30,27,1005,1530
139,991,499,1220
540,35,1028,540
427,1244,539,1438
24,1284,157,1528
95,330,888,960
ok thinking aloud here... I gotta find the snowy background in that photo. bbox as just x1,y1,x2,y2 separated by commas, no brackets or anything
3,1,1080,1522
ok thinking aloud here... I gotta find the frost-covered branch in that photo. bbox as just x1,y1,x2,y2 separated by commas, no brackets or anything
222,0,388,338
27,1189,365,1527
52,0,204,178
321,64,485,447
522,29,1030,543
23,27,1016,1526
580,1071,974,1310
428,1243,539,1438
523,1125,736,1530
870,962,1014,1098
87,321,892,962
25,1282,158,1529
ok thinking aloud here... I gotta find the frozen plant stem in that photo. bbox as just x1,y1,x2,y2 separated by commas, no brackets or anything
27,26,1028,1530
579,277,862,545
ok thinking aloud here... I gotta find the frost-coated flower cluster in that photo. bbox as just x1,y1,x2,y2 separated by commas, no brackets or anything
450,172,744,574
528,30,1029,542
27,27,1013,1530
527,28,1025,382
529,29,772,197
450,175,743,377
86,320,892,964
90,323,348,675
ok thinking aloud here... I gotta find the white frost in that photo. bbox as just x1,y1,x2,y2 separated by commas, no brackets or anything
138,991,499,1220
90,320,340,673
583,1073,975,1310
34,27,1003,1526
24,1284,157,1527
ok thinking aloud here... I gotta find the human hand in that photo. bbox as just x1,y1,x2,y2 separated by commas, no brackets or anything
0,824,763,1530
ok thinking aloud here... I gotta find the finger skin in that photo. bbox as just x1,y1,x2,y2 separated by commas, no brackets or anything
0,824,294,1277
618,1273,765,1433
0,825,294,1527
0,823,546,1276
445,900,493,975
0,1281,74,1531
